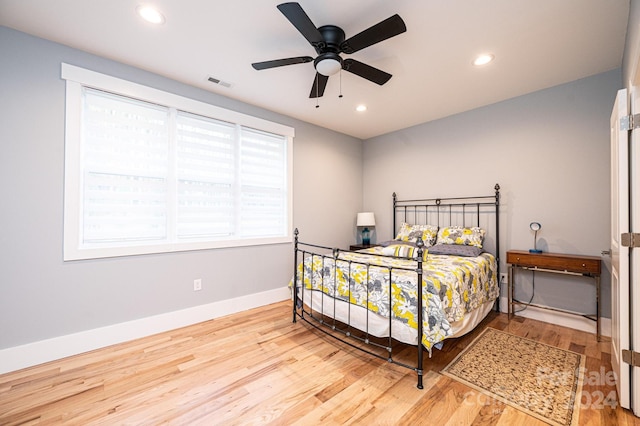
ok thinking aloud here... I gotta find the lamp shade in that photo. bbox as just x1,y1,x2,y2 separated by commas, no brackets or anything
356,212,376,227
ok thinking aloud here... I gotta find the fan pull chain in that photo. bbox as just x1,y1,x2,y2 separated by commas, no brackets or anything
339,69,343,98
315,73,319,108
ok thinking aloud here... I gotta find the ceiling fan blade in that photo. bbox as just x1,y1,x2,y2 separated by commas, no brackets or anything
277,2,325,50
342,59,392,85
309,73,329,98
340,14,406,54
252,56,314,70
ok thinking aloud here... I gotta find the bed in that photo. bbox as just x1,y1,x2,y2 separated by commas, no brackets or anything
290,184,501,388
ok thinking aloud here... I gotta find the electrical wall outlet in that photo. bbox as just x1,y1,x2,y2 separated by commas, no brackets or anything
193,278,202,291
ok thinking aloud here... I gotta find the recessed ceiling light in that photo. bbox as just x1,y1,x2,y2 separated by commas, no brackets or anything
136,5,165,24
356,105,367,112
473,54,494,66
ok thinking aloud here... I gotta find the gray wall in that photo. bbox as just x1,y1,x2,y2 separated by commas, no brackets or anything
363,69,621,318
0,26,363,349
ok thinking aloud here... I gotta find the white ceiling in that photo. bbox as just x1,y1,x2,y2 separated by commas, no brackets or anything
0,0,630,139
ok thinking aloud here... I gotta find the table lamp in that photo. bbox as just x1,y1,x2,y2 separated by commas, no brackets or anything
529,222,542,253
357,212,376,245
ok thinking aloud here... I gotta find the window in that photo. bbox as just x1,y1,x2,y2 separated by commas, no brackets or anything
62,64,293,260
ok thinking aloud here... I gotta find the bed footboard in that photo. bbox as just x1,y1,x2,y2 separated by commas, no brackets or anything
292,229,427,389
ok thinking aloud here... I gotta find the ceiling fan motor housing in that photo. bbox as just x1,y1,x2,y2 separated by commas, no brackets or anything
316,25,345,52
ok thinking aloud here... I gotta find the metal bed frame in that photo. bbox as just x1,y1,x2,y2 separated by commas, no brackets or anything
292,184,500,389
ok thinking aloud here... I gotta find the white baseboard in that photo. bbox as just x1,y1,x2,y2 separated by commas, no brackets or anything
0,286,291,375
499,296,611,338
1,291,608,375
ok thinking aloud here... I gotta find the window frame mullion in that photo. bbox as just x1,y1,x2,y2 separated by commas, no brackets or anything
166,107,178,244
234,124,243,238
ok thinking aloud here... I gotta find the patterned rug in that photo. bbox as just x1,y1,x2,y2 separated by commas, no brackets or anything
441,327,584,426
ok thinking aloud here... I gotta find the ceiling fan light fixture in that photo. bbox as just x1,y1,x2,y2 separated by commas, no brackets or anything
136,5,165,24
314,52,343,76
316,58,342,76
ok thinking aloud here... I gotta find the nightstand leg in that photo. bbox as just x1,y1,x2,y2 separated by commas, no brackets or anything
508,265,513,319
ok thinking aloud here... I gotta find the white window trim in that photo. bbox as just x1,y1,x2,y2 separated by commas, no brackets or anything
62,63,293,261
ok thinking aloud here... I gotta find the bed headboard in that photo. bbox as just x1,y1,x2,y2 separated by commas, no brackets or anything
392,183,500,258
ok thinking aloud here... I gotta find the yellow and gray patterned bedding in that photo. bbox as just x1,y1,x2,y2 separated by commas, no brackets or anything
292,245,498,352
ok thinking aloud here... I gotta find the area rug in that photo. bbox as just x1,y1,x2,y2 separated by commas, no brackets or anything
441,327,585,426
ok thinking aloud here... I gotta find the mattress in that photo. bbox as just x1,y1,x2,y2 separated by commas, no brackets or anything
292,246,499,352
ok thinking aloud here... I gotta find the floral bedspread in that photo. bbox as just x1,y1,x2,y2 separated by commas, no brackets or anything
291,246,498,351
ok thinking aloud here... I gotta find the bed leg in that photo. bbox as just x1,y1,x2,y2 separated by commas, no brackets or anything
293,228,299,324
416,343,424,389
292,298,297,323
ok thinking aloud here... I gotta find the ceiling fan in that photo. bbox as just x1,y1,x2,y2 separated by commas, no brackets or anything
251,2,406,98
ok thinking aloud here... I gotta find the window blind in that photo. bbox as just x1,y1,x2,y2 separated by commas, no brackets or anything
82,89,169,244
239,128,288,238
176,111,236,239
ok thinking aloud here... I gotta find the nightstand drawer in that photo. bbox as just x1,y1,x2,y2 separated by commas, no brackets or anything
506,250,601,275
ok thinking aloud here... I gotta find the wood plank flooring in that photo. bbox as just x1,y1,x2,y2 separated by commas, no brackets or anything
1,301,638,425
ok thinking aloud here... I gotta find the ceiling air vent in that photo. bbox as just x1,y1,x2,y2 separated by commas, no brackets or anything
207,76,232,88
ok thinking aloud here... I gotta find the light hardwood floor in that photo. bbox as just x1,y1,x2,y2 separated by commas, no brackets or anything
1,301,638,425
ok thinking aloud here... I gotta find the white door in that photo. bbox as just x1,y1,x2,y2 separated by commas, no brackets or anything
630,87,640,416
610,88,630,410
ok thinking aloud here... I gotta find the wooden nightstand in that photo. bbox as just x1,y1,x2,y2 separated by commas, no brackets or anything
506,250,602,340
349,244,376,251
